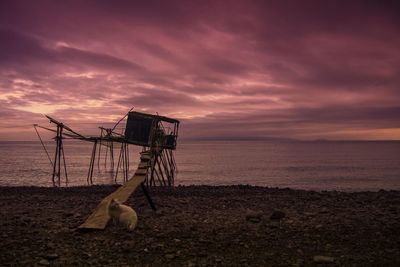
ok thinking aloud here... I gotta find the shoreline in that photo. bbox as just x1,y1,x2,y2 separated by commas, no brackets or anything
1,185,399,266
2,183,399,193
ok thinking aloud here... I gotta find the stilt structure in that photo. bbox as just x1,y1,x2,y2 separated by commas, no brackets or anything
34,109,180,230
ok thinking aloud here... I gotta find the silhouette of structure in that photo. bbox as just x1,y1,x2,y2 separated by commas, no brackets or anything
34,110,180,187
35,109,180,230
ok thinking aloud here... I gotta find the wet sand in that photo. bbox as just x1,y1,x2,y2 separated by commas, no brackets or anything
1,185,399,266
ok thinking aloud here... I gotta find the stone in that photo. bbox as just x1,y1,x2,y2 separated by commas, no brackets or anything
165,253,176,259
270,211,286,220
198,251,208,257
38,259,50,266
313,255,335,263
45,253,59,260
248,217,261,223
245,209,263,222
122,247,131,253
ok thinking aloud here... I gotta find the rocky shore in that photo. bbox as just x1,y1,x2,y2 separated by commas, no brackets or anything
1,185,399,266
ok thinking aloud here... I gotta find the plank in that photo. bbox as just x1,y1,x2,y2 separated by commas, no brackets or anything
78,162,148,230
135,168,148,175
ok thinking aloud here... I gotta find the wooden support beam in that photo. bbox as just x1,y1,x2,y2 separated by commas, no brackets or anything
78,159,152,230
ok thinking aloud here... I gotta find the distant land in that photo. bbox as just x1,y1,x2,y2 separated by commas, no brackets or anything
1,138,400,143
180,137,400,142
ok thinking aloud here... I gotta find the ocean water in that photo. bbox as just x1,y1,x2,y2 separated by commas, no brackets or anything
0,140,399,191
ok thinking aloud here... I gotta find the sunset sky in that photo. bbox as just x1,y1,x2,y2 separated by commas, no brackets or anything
0,0,399,141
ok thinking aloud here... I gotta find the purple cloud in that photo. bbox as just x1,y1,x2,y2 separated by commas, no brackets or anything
0,0,399,140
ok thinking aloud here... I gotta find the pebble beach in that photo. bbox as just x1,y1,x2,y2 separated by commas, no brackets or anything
1,185,399,266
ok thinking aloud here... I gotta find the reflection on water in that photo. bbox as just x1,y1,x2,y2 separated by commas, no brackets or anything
0,140,399,191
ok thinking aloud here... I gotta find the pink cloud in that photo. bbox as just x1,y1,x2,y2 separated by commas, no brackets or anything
0,0,399,140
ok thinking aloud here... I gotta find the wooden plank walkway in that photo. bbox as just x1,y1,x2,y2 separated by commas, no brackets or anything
78,159,149,230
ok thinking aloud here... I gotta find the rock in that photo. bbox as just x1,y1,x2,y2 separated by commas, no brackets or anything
165,253,176,259
270,210,285,220
319,208,329,214
294,259,304,267
45,253,59,260
122,247,131,253
313,255,335,263
38,259,50,266
197,251,208,257
248,217,261,223
245,209,263,223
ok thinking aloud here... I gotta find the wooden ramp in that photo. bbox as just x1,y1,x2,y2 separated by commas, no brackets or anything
79,157,150,230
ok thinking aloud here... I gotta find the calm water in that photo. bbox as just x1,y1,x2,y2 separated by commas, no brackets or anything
0,140,399,191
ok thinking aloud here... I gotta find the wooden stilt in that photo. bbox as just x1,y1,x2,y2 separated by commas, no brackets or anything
87,139,97,185
140,183,156,211
51,123,68,187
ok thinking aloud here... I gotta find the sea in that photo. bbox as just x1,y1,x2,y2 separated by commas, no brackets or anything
0,140,399,191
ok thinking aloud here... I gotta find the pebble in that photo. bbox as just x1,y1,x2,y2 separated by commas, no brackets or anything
38,259,50,266
248,217,261,223
313,255,335,263
2,186,399,266
270,211,286,220
245,209,263,223
165,253,176,259
198,251,208,257
45,253,59,260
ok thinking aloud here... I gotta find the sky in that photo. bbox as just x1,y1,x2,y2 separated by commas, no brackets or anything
0,0,399,141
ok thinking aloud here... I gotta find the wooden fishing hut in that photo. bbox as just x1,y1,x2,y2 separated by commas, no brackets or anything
34,110,180,188
124,111,180,187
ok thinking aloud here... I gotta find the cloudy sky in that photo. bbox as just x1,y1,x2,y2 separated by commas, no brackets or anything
1,0,399,141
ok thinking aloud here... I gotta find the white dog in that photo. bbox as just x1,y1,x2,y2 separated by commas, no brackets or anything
108,198,138,231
